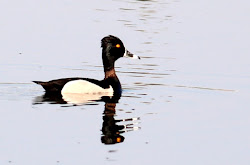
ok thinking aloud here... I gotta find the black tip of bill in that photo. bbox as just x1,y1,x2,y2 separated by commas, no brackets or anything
123,50,140,59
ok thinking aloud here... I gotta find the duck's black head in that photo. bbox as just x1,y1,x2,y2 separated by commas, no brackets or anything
101,35,139,71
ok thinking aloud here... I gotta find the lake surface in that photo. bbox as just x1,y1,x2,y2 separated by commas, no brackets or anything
1,0,250,164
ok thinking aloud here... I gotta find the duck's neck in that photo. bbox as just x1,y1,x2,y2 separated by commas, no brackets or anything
104,68,122,97
104,68,117,79
102,51,122,95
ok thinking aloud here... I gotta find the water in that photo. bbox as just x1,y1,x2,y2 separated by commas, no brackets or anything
1,0,250,164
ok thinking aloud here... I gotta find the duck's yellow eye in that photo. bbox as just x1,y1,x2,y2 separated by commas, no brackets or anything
116,137,121,143
116,44,121,48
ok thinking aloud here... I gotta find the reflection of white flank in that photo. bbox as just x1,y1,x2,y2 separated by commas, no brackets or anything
61,80,113,104
62,93,112,104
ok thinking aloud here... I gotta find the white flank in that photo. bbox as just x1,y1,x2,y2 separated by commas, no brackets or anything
61,80,113,104
61,80,113,94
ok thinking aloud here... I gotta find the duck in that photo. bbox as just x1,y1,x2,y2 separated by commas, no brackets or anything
33,35,140,103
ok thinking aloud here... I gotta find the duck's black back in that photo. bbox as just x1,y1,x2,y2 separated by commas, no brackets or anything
33,78,110,94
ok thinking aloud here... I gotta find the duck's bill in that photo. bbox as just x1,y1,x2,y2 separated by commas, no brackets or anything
123,49,140,59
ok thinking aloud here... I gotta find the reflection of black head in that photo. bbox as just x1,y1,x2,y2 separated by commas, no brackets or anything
101,112,125,144
101,99,125,145
101,134,125,145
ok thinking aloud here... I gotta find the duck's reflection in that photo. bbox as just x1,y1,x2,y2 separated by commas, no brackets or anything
33,93,67,104
101,102,125,144
33,93,140,145
102,102,140,144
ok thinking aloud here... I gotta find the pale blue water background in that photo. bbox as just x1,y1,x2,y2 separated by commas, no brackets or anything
0,0,250,164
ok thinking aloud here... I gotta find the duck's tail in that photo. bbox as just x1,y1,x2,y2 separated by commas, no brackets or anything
33,81,45,85
32,81,50,91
